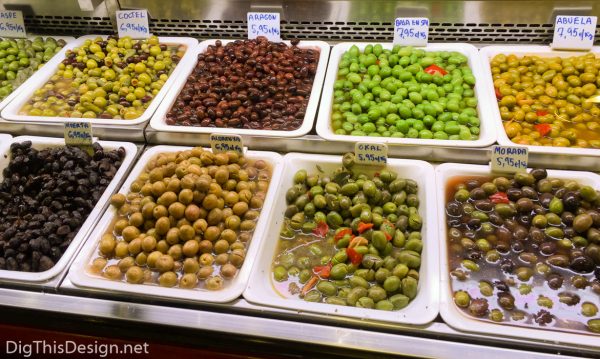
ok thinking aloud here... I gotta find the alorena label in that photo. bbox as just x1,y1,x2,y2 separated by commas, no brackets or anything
393,17,429,46
355,142,388,165
490,145,528,173
0,10,26,38
64,122,93,154
210,134,244,155
552,15,597,50
247,12,281,42
116,10,150,39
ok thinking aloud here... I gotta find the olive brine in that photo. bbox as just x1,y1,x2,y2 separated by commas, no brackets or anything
90,148,271,290
272,154,423,311
446,169,600,334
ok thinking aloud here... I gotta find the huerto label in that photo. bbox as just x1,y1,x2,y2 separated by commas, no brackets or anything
355,142,388,165
64,122,93,154
210,134,244,155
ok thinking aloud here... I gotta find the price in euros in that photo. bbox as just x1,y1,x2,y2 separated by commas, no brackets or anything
358,153,386,164
557,26,594,41
496,156,527,170
396,27,427,40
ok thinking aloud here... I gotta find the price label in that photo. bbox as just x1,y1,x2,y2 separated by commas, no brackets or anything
247,12,280,42
64,122,93,154
490,145,528,173
552,15,597,50
210,134,244,155
116,10,150,39
393,17,429,46
355,142,388,166
0,11,26,38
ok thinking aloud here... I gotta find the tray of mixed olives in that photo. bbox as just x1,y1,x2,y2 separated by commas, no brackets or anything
1,35,198,126
315,42,496,148
480,45,600,156
244,153,438,325
0,136,137,285
437,163,600,347
68,145,283,303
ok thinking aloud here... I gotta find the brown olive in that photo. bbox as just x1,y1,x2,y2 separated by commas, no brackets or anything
155,254,174,273
90,258,107,274
103,265,123,280
205,276,224,290
221,263,237,278
159,271,178,287
126,266,144,284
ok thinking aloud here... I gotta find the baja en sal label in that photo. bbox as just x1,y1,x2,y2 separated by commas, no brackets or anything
393,17,429,46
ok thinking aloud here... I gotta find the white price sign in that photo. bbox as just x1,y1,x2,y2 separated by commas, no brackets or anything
393,17,429,46
0,11,26,38
490,145,528,173
64,121,93,154
210,134,244,155
552,15,597,50
116,10,150,39
247,12,281,41
355,142,388,166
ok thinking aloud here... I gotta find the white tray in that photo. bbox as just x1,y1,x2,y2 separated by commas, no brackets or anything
244,153,439,325
436,163,600,348
150,39,330,138
1,35,198,126
0,133,11,145
315,42,496,148
479,45,600,156
69,145,284,303
0,36,75,114
0,135,138,283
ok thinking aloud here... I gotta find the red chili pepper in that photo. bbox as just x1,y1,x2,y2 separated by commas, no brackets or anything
312,221,329,238
536,110,548,117
384,232,392,241
357,222,374,234
489,192,509,204
313,262,332,278
334,228,353,242
346,248,363,266
534,123,552,137
424,64,447,76
494,87,502,100
374,172,380,177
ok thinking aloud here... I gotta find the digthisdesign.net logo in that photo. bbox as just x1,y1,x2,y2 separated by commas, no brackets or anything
5,340,150,357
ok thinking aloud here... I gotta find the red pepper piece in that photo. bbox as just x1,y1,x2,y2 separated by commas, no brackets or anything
357,222,374,234
489,192,509,204
534,123,551,137
536,110,548,117
424,64,448,76
313,262,332,278
384,232,392,241
346,248,363,266
494,87,502,100
374,172,380,177
334,228,353,242
312,221,329,238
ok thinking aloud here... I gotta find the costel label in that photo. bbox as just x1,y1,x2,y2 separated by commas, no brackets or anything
0,11,26,38
355,142,388,165
393,17,429,46
210,134,244,155
490,145,528,173
552,15,597,50
116,10,150,39
247,12,280,42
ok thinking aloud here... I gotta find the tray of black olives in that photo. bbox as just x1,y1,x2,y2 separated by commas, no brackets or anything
437,163,600,347
68,145,283,303
0,136,137,285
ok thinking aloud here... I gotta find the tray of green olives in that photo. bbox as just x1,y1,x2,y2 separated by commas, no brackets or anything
0,135,138,285
0,36,74,114
480,45,600,156
315,42,496,148
1,35,198,126
244,153,439,325
437,163,600,348
68,145,284,303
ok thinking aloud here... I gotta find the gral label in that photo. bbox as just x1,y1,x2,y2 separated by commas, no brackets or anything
490,145,528,173
247,12,281,42
393,17,429,46
552,15,597,50
210,134,244,155
116,10,150,39
64,122,93,154
355,142,388,165
0,11,26,38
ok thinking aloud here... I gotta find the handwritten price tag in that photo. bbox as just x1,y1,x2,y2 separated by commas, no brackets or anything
393,17,429,46
0,11,26,38
490,145,528,173
64,122,93,154
116,10,150,39
210,134,244,155
247,12,280,42
552,15,597,50
355,142,388,166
